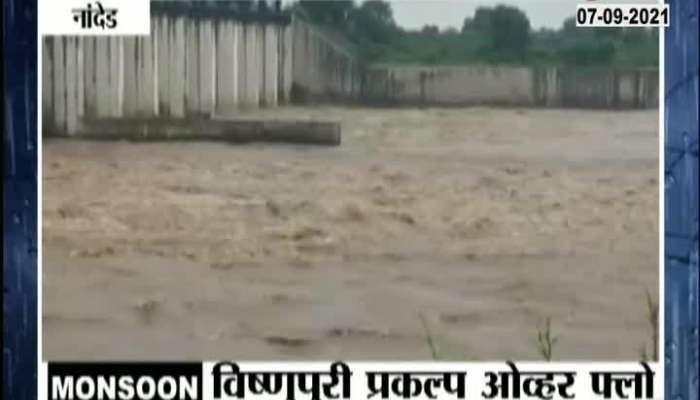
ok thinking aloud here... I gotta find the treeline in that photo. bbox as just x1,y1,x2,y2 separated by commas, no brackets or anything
292,0,659,67
151,0,284,15
152,1,658,67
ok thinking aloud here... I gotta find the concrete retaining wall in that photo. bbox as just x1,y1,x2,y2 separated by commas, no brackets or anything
290,16,362,102
363,65,534,106
533,67,659,109
363,64,658,109
43,14,293,135
43,13,658,137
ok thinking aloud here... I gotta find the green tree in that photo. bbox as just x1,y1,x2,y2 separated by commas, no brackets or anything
484,5,531,61
463,5,531,61
299,0,354,26
470,7,494,32
422,25,440,35
350,0,398,43
561,16,577,35
359,0,394,26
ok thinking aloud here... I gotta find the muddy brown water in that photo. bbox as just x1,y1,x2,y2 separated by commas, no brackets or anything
43,107,659,360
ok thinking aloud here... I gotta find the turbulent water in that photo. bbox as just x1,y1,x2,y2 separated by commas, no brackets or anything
43,106,659,360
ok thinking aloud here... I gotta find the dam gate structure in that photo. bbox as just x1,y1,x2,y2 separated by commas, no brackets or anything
42,4,294,136
42,4,659,138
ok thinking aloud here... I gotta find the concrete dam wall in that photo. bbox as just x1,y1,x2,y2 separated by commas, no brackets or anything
42,11,293,136
290,16,362,102
362,64,659,109
283,19,658,110
42,9,658,138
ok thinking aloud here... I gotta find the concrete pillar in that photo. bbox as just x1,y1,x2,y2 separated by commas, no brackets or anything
109,37,123,117
185,18,200,115
232,23,241,108
638,72,647,107
122,37,138,116
619,73,635,107
548,68,559,106
76,38,84,118
136,36,145,115
41,38,53,129
95,37,111,117
52,37,66,134
170,17,186,118
151,22,159,116
117,37,125,117
256,24,265,106
244,23,260,107
264,24,278,106
235,22,247,108
82,37,96,117
198,20,216,116
105,36,121,117
280,25,293,103
156,16,170,116
291,19,301,90
258,24,266,106
216,20,238,116
292,18,315,95
65,37,78,135
276,26,284,102
138,35,155,116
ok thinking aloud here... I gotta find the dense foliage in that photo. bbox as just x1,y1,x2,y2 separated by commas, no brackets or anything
293,0,659,67
153,1,658,67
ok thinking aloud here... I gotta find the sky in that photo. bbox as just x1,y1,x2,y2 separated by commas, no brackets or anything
384,0,660,31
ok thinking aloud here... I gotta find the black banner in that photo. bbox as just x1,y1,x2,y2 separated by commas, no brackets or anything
48,363,202,400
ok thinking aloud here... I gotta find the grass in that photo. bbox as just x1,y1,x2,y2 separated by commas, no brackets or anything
420,312,558,361
417,290,658,362
536,316,558,361
639,289,659,362
418,313,440,360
